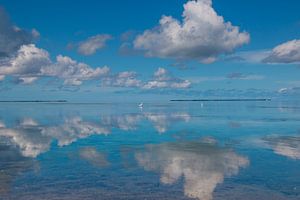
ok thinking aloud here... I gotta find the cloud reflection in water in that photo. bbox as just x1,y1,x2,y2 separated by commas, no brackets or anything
79,147,110,168
136,140,249,200
263,136,300,160
0,117,109,158
0,112,190,158
0,143,36,196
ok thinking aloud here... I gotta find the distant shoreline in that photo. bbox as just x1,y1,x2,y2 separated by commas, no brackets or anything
170,99,271,102
0,100,67,103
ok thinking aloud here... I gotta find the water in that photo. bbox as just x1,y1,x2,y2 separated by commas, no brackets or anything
0,101,300,200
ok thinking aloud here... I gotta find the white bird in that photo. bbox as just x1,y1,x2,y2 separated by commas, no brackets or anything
138,103,143,108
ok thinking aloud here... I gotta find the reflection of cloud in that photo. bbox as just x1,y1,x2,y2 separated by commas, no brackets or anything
0,143,35,196
79,147,110,168
0,123,52,158
144,113,190,133
20,118,39,126
101,114,142,131
263,136,300,159
101,112,191,133
44,117,110,147
0,117,109,158
0,112,190,158
136,140,249,200
0,120,5,128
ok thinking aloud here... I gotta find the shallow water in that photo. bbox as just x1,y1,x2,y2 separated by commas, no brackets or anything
0,101,300,200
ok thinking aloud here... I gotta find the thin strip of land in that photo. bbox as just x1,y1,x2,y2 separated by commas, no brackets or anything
0,100,67,103
170,99,271,102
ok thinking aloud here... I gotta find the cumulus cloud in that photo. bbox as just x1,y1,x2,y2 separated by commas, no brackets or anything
143,68,191,89
136,140,249,200
0,44,50,82
134,0,249,63
0,43,189,89
77,34,112,55
101,71,142,88
100,67,191,90
41,55,110,86
0,44,110,85
0,8,39,58
263,40,300,63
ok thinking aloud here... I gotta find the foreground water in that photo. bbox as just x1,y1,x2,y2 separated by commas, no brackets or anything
0,101,300,200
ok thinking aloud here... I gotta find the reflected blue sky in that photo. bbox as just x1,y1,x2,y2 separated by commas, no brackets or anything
0,101,300,199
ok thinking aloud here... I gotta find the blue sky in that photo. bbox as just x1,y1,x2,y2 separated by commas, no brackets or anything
0,0,300,102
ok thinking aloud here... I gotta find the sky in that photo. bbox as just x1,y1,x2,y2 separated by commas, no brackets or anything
0,0,300,102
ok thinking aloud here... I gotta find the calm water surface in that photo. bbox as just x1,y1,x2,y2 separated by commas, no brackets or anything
0,101,300,200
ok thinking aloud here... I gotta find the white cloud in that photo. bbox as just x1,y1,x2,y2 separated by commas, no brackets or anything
0,44,110,85
0,44,190,89
77,34,112,55
101,67,191,90
41,55,110,86
263,40,300,63
136,140,249,200
143,68,191,89
101,71,142,88
134,0,249,63
0,44,50,82
0,10,192,90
